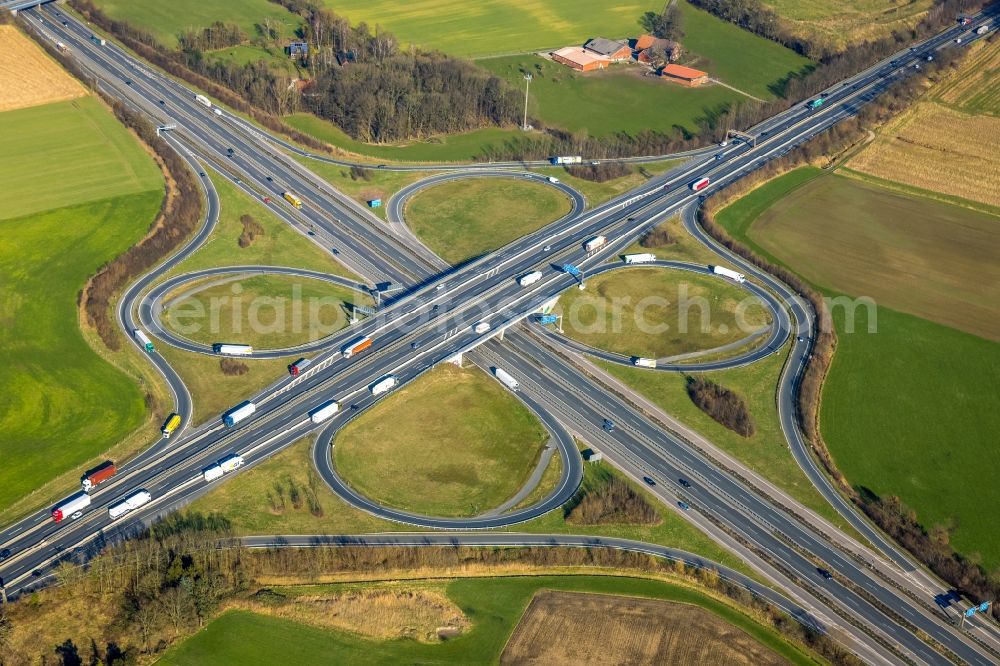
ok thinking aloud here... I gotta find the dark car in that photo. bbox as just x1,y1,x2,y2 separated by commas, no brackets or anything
158,99,165,105
643,476,656,486
125,80,132,85
62,21,68,26
817,567,833,580
678,478,691,488
677,501,690,511
0,548,11,561
410,341,420,350
602,418,615,432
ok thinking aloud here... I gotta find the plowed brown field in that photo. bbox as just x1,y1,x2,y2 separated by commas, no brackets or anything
501,590,788,665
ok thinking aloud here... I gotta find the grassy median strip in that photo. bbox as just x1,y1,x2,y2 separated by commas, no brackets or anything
404,176,572,264
162,274,366,349
555,267,771,359
334,364,549,517
597,351,858,537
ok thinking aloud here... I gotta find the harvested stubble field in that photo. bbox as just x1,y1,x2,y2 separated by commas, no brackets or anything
234,586,468,643
501,590,788,665
0,25,86,111
934,38,1000,115
848,102,1000,208
748,174,1000,341
765,0,932,50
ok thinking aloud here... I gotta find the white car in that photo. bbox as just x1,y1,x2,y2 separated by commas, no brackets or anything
70,511,83,520
543,245,551,252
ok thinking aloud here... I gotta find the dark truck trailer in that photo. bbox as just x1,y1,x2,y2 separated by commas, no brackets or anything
81,461,117,492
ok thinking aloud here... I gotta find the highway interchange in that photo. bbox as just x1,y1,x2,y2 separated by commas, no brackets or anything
2,3,999,663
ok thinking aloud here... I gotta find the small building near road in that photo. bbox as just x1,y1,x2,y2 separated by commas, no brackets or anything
584,37,632,61
551,46,610,72
661,63,709,86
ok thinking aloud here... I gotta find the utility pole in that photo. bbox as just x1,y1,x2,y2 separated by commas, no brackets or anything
522,73,532,130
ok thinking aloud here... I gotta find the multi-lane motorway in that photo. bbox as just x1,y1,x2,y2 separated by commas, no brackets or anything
3,3,999,662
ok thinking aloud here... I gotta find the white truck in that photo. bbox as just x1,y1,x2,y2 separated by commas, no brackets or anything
202,465,224,483
518,271,543,287
309,400,340,424
202,454,245,482
494,367,519,392
584,235,607,252
977,25,990,34
218,454,245,473
195,94,211,108
550,156,582,164
633,357,657,368
546,176,560,184
623,253,656,264
133,328,155,353
710,265,746,284
214,343,253,356
52,492,92,522
223,401,256,427
370,374,398,396
473,322,491,334
108,490,151,520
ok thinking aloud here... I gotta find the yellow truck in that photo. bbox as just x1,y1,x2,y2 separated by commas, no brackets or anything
161,413,181,439
283,191,302,208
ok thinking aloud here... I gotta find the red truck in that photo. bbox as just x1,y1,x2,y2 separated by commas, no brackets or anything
81,461,117,493
288,357,312,376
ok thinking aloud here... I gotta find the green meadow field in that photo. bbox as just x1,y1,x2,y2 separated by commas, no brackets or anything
676,2,813,99
716,168,1000,569
93,0,301,47
0,96,164,512
0,97,162,221
481,55,742,137
0,192,163,512
319,0,660,58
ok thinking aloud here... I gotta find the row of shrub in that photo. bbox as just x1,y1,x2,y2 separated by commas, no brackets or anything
0,512,860,664
686,377,755,437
